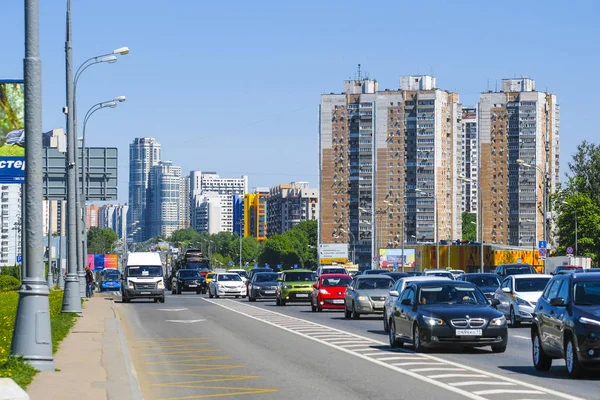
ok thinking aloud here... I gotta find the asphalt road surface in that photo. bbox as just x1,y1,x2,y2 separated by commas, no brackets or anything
113,291,600,400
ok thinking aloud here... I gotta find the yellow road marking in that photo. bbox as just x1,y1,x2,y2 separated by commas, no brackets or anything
142,349,219,356
153,374,260,386
135,343,209,350
150,365,246,374
136,337,207,342
159,387,279,400
147,357,231,365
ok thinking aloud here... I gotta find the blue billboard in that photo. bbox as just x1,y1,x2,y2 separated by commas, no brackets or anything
0,80,25,183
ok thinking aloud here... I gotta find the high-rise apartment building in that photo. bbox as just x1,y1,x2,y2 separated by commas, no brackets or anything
146,161,182,239
190,171,247,233
98,204,128,239
194,194,224,235
267,182,319,236
0,185,21,266
232,195,244,237
244,189,269,241
128,138,161,242
86,205,100,230
179,175,190,229
479,77,559,247
319,75,463,268
462,106,479,214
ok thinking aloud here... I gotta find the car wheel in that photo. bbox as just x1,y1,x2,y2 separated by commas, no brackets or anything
317,304,322,312
413,325,424,353
196,291,201,295
235,295,240,299
389,320,403,348
177,287,182,295
509,306,520,328
209,289,214,298
311,303,316,312
565,336,584,378
154,298,159,303
344,304,351,319
280,299,286,306
383,308,390,333
532,331,552,370
352,303,360,319
276,297,281,306
122,297,130,303
202,288,207,294
159,297,165,304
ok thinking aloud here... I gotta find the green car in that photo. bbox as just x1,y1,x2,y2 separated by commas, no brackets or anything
276,269,315,306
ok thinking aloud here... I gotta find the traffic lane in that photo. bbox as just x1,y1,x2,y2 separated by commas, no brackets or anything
240,299,600,399
114,293,463,400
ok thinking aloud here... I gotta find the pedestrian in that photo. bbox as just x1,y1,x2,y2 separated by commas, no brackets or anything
85,266,94,297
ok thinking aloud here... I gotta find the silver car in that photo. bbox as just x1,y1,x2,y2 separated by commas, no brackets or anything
383,276,450,332
344,275,393,319
493,274,551,327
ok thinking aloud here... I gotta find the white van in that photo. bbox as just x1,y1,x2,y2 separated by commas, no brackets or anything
316,265,349,276
122,252,165,303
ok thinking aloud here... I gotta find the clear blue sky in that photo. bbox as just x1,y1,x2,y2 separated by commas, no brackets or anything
1,0,599,202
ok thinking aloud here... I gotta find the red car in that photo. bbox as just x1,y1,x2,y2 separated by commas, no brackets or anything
311,274,353,312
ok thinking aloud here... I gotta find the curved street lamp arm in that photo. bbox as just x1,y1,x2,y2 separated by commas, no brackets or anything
74,53,113,85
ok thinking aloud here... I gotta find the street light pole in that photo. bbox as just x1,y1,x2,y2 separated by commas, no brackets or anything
47,201,53,287
239,221,243,268
11,0,55,371
61,0,82,314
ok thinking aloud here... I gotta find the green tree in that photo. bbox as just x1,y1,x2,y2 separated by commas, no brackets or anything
462,212,476,241
568,141,600,204
258,234,293,268
555,192,600,264
87,227,118,254
169,228,201,247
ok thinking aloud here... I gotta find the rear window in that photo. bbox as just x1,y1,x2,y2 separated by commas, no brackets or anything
323,268,346,274
179,270,200,278
322,277,352,287
357,278,393,290
505,266,535,275
515,277,550,292
463,275,501,288
255,273,279,282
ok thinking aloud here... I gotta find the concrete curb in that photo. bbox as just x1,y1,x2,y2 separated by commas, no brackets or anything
0,378,30,400
111,301,144,400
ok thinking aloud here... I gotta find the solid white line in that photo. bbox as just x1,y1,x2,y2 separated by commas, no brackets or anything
393,362,444,367
330,341,373,345
362,352,386,356
450,381,515,387
375,356,424,361
352,348,378,352
473,389,544,395
205,299,584,400
513,335,530,340
410,367,466,373
428,374,489,379
340,344,380,348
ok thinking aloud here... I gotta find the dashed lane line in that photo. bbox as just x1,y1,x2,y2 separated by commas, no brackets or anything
202,298,585,400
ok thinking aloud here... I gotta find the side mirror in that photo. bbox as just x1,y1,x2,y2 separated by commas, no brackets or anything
550,297,566,307
401,299,412,306
389,290,399,297
501,287,511,293
346,286,353,291
490,298,500,307
313,283,318,289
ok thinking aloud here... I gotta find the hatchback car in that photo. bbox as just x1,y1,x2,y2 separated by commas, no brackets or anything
276,270,315,305
247,271,279,302
311,274,352,312
171,269,205,294
532,272,600,377
388,281,506,352
344,275,393,319
494,274,551,327
208,273,246,298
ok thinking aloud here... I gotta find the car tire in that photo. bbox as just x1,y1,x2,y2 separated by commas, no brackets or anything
532,331,552,370
209,289,214,299
413,324,425,353
122,297,130,303
352,303,360,320
509,306,520,328
565,336,584,378
317,304,322,312
159,297,165,304
383,308,390,333
389,320,403,348
344,305,351,319
235,295,240,299
280,299,286,306
276,297,281,306
202,288,207,294
154,298,159,303
249,296,255,302
311,303,317,312
177,287,182,295
196,291,201,295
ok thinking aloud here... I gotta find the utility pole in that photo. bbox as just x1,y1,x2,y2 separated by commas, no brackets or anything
239,221,242,268
61,0,82,313
46,201,53,287
57,201,65,289
11,0,55,371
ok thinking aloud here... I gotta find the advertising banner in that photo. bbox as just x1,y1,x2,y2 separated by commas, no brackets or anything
379,249,415,269
87,254,94,269
318,243,349,264
0,80,25,183
104,254,118,269
94,254,105,271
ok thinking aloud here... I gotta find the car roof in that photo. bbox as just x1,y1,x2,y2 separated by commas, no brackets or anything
511,274,551,279
571,272,600,282
462,273,497,276
355,275,393,280
254,271,278,275
218,273,240,276
400,276,450,283
499,264,533,267
410,280,473,288
285,269,312,272
320,273,351,278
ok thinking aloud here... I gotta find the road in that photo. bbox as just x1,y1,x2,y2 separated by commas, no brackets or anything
113,292,600,400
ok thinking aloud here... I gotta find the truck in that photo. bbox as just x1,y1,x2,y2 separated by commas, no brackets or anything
176,249,211,275
544,256,593,275
122,252,166,303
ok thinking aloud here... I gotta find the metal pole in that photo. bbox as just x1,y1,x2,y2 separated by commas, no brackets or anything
61,0,82,313
58,207,64,289
480,183,484,273
435,197,439,270
46,201,53,287
11,0,55,370
239,222,242,267
82,134,87,272
575,211,578,257
76,147,85,298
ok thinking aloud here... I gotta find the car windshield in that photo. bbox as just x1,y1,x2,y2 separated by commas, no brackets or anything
218,274,242,281
322,277,352,287
418,284,488,305
323,268,346,274
186,261,210,270
464,275,501,288
357,278,392,290
284,272,313,282
103,271,119,281
255,273,278,282
179,270,200,278
574,282,600,305
515,278,550,292
427,272,453,278
127,266,162,277
505,266,534,275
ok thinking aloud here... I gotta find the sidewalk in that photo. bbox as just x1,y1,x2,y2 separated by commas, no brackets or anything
27,294,142,400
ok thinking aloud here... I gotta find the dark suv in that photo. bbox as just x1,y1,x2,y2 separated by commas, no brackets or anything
531,272,600,378
495,264,536,279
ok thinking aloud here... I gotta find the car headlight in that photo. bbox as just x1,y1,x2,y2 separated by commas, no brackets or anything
357,296,368,301
157,281,164,289
217,284,224,288
515,297,530,307
319,289,330,295
422,316,444,326
284,285,292,289
580,317,600,326
128,282,134,289
490,316,506,326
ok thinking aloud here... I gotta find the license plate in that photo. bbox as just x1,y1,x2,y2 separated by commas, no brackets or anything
140,292,151,295
333,299,344,304
264,290,276,294
456,329,482,336
188,285,197,287
296,294,309,298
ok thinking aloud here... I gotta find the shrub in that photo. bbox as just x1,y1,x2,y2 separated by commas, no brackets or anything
0,275,20,292
0,266,20,280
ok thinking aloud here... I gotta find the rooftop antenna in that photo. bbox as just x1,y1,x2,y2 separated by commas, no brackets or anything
487,79,490,91
495,80,498,92
357,63,362,80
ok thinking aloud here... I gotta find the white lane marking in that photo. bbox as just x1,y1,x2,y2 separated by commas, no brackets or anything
330,340,374,345
352,348,378,352
410,367,466,373
513,335,530,340
474,389,544,395
393,362,444,367
450,381,516,387
376,356,423,361
362,352,386,356
204,299,584,400
428,374,489,379
164,319,205,323
340,344,381,348
157,308,188,312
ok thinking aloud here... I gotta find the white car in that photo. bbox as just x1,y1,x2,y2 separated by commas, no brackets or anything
449,269,465,279
316,266,348,276
493,274,552,327
208,273,247,299
228,269,249,283
424,269,455,280
383,276,450,332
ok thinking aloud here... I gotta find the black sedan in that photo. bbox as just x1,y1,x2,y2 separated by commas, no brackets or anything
532,272,600,378
171,269,206,295
457,273,501,299
388,281,507,352
248,272,280,302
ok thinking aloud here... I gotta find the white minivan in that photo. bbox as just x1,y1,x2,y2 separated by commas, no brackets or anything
122,252,165,303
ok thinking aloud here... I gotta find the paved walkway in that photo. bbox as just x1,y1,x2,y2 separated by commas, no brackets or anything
27,294,142,400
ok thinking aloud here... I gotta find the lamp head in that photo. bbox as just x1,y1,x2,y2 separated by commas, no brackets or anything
113,96,127,102
106,102,117,108
113,47,130,55
102,55,118,64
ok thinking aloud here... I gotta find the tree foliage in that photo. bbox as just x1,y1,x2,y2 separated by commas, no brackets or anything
462,212,476,242
87,227,118,254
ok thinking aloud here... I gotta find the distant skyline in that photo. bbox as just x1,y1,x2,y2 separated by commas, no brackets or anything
2,0,599,202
